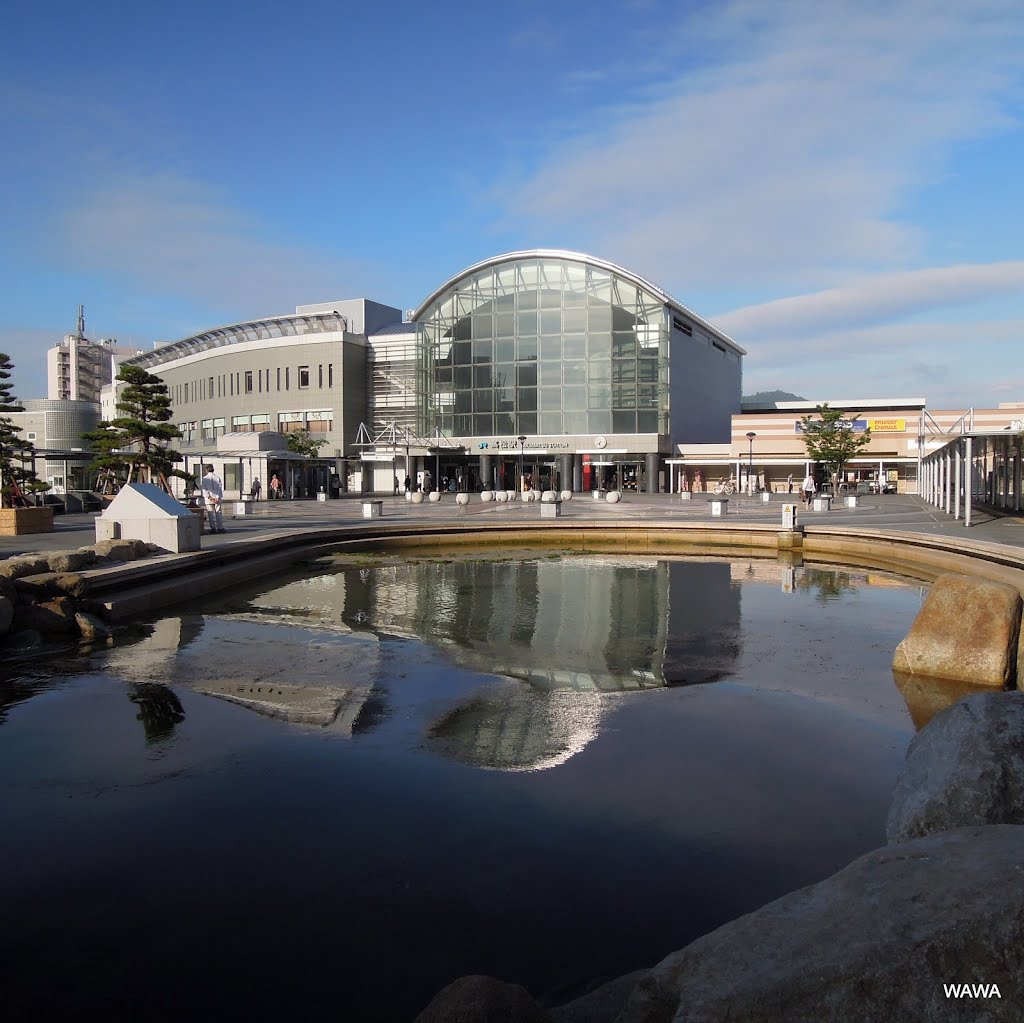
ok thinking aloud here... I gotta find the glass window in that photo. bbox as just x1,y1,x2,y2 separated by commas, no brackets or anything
539,360,562,386
517,311,537,334
637,410,659,433
563,361,586,385
518,388,537,411
563,386,586,410
562,306,587,333
495,339,516,362
516,336,537,361
516,364,537,387
539,335,561,361
540,309,561,335
539,387,562,411
563,410,587,433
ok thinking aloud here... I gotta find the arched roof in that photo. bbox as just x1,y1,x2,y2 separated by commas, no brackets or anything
411,249,743,353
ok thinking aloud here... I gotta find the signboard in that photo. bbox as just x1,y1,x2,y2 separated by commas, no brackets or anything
867,418,906,432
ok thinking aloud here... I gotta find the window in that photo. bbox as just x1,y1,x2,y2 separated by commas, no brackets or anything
245,371,253,393
298,366,310,388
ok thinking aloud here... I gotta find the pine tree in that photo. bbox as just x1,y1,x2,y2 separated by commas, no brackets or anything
0,352,47,508
85,365,182,486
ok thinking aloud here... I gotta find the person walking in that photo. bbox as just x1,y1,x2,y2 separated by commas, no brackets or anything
201,464,225,533
250,477,261,501
801,472,816,507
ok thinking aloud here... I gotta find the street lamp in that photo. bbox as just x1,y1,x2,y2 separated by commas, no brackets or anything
518,435,527,493
746,431,756,495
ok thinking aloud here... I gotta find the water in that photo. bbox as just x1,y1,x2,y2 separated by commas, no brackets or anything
0,554,924,1021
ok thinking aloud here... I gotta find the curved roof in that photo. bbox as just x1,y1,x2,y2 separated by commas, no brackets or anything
411,249,743,353
124,311,349,371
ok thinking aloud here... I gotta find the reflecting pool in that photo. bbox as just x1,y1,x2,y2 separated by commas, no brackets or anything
0,554,925,1021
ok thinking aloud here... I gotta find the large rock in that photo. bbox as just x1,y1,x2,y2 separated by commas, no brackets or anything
886,692,1024,843
414,975,553,1023
892,573,1021,687
619,826,1024,1023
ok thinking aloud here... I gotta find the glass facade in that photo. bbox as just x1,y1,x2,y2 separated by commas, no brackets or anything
418,256,670,438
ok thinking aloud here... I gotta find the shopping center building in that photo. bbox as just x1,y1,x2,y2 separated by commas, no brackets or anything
117,250,745,497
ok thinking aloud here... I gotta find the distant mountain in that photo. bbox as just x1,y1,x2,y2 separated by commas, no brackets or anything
741,390,806,404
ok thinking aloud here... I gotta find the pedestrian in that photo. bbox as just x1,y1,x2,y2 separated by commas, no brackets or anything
801,472,816,507
250,476,261,501
201,464,225,533
270,473,281,500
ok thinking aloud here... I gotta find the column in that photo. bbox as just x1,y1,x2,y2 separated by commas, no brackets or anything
646,452,659,494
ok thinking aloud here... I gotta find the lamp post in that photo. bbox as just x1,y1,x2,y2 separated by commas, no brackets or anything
518,435,527,493
746,431,756,495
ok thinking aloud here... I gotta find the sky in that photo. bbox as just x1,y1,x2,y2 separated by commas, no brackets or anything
1,0,1022,408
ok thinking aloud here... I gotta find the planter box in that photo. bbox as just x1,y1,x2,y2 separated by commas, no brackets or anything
0,506,56,536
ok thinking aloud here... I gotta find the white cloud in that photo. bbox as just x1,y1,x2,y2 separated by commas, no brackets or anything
55,172,385,317
501,0,1024,291
715,262,1024,340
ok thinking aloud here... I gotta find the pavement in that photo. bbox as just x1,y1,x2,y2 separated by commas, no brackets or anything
3,491,1023,561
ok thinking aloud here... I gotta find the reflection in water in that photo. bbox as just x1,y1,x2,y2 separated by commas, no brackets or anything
892,669,995,730
127,683,185,744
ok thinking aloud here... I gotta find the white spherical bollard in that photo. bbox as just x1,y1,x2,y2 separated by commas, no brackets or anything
480,490,494,502
560,490,573,501
495,491,509,503
411,491,425,504
455,492,470,506
606,491,622,503
428,491,441,502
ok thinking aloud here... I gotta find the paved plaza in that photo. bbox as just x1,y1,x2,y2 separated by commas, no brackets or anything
2,491,1022,561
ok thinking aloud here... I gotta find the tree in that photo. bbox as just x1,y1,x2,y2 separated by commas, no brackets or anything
85,365,182,485
0,352,48,508
286,428,328,459
798,403,872,488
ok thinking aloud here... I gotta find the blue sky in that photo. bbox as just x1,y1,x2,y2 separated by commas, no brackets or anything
2,0,1022,407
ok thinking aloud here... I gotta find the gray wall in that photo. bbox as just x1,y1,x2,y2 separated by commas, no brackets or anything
668,326,742,445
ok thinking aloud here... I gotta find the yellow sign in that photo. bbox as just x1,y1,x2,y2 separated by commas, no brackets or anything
866,418,905,433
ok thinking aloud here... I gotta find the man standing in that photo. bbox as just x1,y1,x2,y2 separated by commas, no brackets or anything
201,464,225,533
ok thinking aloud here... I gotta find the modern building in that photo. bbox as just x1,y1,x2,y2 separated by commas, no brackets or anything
47,306,143,403
116,250,745,498
672,399,1024,495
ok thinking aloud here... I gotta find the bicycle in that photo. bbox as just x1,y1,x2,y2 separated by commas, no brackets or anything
713,477,736,496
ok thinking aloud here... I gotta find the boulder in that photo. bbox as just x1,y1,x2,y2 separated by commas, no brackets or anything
14,572,88,601
414,975,553,1023
0,556,49,580
886,693,1024,843
892,573,1021,687
75,611,113,642
45,549,96,573
0,594,13,636
620,826,1024,1023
